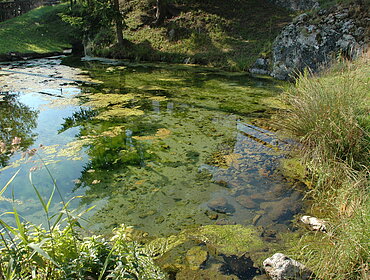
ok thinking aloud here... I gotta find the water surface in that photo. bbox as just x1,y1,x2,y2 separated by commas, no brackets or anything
0,57,305,277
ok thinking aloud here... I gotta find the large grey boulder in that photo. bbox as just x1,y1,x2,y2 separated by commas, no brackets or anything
263,253,312,280
271,5,369,80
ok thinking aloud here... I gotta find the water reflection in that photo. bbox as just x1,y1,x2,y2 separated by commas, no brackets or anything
0,92,38,167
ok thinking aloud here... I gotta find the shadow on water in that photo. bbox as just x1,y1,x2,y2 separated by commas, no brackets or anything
0,57,306,279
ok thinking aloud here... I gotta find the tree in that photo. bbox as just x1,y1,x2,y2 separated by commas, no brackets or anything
154,0,168,25
112,0,124,46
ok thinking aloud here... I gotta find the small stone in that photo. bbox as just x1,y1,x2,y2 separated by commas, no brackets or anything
300,215,327,232
205,210,219,220
252,214,262,225
263,253,312,280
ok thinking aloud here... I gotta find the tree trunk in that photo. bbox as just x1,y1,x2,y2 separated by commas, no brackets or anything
154,0,167,25
112,0,124,46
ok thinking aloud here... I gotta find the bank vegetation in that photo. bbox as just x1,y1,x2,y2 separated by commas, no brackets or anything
281,51,369,279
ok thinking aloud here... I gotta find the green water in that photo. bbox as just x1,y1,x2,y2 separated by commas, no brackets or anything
0,57,305,278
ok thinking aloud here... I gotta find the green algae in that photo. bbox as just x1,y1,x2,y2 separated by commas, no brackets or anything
186,225,264,256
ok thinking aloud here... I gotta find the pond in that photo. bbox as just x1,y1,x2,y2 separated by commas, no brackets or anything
0,56,306,279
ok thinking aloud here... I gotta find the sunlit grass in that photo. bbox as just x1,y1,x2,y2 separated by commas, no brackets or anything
0,4,72,54
281,52,370,279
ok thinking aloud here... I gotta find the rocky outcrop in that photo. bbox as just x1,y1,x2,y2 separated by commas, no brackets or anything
271,4,369,80
263,253,312,280
268,0,319,11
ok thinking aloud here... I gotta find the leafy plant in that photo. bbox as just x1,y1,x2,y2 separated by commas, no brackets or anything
0,151,165,280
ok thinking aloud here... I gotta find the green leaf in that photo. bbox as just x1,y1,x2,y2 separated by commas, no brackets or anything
0,169,20,196
11,189,28,244
29,172,47,213
28,242,59,266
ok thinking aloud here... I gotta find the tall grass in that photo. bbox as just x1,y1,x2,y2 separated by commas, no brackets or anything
281,52,369,279
0,151,165,279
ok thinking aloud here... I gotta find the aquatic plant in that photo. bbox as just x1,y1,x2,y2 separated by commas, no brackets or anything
0,152,165,280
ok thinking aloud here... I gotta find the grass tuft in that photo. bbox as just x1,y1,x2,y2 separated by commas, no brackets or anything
280,52,369,279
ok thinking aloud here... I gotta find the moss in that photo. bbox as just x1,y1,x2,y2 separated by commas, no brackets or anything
185,246,209,270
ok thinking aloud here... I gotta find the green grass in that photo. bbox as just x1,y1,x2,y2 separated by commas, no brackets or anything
0,4,73,54
280,52,370,279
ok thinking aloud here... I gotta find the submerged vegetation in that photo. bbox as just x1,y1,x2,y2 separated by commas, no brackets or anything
281,52,369,279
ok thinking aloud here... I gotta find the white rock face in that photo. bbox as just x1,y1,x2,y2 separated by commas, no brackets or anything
300,215,327,232
263,253,312,280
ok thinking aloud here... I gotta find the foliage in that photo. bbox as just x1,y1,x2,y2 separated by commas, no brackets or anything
0,156,165,279
280,52,369,279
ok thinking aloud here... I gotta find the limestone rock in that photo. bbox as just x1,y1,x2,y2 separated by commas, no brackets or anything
300,215,327,232
271,4,369,80
249,58,271,75
263,253,312,280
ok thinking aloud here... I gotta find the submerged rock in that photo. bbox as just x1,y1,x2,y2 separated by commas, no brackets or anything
186,246,209,270
260,196,302,223
187,224,264,256
235,195,258,209
263,253,312,280
208,197,235,214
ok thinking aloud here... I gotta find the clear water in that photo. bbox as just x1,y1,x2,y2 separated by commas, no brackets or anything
0,57,305,269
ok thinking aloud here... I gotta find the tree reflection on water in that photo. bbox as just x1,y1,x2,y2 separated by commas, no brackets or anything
0,92,38,167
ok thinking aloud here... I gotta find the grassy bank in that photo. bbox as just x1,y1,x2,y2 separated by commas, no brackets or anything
281,53,369,279
0,4,72,55
87,0,293,71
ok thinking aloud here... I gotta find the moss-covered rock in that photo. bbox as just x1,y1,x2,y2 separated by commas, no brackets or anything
186,246,209,270
186,225,265,256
